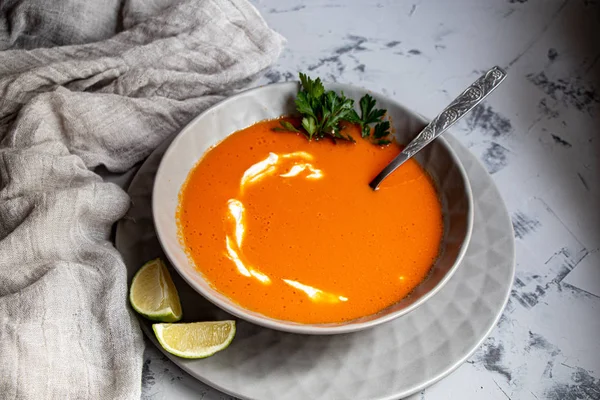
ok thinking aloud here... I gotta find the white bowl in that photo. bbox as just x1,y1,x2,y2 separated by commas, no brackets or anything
153,82,473,334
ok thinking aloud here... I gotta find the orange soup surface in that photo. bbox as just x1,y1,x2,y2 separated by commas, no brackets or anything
177,119,443,324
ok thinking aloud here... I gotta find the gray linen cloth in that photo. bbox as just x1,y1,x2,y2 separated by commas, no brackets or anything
0,0,284,398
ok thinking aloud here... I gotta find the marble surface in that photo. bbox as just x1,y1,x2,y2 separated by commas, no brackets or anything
140,0,600,399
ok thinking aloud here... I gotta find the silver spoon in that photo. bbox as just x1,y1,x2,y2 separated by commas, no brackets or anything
369,66,507,190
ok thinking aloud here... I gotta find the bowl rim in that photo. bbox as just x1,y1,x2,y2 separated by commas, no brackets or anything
152,81,474,335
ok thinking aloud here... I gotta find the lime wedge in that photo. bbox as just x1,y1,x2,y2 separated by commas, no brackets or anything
153,321,236,359
129,258,182,322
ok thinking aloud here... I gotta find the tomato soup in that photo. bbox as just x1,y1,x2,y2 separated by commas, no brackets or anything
177,119,443,324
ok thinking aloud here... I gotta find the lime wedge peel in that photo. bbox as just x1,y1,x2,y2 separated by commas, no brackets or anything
129,258,182,323
153,321,236,359
129,258,235,359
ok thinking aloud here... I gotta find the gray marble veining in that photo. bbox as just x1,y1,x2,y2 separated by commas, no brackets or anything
142,0,600,399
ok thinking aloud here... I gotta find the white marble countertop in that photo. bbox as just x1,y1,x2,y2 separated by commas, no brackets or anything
141,0,600,399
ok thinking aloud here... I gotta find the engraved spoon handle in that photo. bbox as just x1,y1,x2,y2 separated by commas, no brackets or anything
369,66,507,190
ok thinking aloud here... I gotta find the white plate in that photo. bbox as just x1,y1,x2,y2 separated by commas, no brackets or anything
116,123,514,399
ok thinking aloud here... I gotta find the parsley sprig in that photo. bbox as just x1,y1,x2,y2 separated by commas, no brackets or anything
274,73,391,144
357,95,391,145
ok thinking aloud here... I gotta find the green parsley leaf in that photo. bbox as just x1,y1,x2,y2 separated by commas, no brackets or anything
299,73,324,100
319,91,356,139
373,120,391,139
345,109,362,124
360,94,386,125
295,92,316,119
302,116,317,139
273,120,301,133
357,94,388,139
